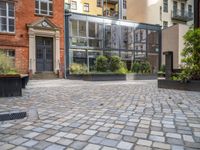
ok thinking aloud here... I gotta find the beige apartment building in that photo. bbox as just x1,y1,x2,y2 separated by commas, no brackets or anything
127,0,194,69
65,0,127,19
127,0,194,28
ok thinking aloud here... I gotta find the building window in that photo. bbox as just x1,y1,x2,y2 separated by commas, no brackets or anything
35,0,53,16
173,1,177,12
123,0,127,9
0,1,15,33
181,3,185,16
123,16,127,20
71,1,77,10
97,0,102,7
83,3,89,12
163,0,168,12
163,21,168,28
188,5,192,17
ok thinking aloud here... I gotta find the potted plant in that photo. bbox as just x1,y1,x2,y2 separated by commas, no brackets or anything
0,51,22,97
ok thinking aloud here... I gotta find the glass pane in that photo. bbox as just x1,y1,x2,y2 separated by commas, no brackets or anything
89,39,102,48
49,3,53,12
0,2,6,10
89,22,95,37
105,25,111,48
71,20,78,36
0,9,6,16
35,1,39,9
9,25,14,32
41,1,48,14
79,21,86,37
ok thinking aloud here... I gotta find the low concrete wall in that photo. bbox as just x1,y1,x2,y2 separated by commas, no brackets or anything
158,79,200,92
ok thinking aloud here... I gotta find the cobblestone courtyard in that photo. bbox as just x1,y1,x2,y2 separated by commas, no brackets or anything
0,80,200,150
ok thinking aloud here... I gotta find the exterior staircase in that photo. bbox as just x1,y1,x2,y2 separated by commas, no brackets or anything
31,72,58,80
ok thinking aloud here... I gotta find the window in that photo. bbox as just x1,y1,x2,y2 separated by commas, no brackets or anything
173,1,177,12
71,1,77,10
181,3,185,16
163,21,168,28
123,0,127,9
83,3,89,12
0,1,15,33
97,0,102,7
188,5,192,17
163,0,168,12
123,16,127,20
35,0,53,16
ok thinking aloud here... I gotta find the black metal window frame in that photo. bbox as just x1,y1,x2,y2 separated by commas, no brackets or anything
123,0,127,9
0,1,15,33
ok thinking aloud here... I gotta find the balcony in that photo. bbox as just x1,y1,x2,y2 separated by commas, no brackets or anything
172,9,193,22
103,9,119,18
104,0,119,4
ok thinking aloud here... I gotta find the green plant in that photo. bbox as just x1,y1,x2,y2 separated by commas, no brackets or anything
132,61,140,73
160,65,165,72
0,51,17,74
69,63,88,74
109,56,122,72
179,28,200,80
95,55,108,72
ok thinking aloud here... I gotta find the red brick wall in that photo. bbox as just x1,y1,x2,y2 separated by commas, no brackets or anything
0,0,64,74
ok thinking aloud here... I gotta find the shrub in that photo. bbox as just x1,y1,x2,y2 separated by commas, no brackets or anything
69,63,88,74
109,56,122,72
132,61,140,73
132,61,151,73
179,28,200,80
0,51,17,74
95,55,108,72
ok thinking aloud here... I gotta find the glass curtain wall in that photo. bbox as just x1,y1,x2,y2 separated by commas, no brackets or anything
68,13,161,72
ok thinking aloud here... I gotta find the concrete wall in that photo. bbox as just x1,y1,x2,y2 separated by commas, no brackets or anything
162,24,189,69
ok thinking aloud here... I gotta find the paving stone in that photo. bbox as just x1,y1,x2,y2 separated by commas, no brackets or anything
137,139,152,147
46,136,60,143
117,141,134,150
101,146,117,150
24,132,40,138
171,145,184,150
75,134,91,141
134,145,152,150
0,143,15,150
33,141,52,150
83,144,101,150
56,138,73,146
22,140,38,147
183,135,194,142
10,137,28,145
88,136,104,144
121,130,134,136
134,132,148,139
101,139,118,147
12,146,28,150
152,142,171,149
64,133,78,139
166,133,181,139
149,135,165,142
70,141,87,150
150,131,164,136
106,133,122,140
55,132,67,137
45,144,65,150
167,138,184,145
83,129,97,136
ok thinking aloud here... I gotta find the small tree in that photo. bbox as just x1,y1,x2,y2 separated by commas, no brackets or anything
95,55,108,72
69,63,87,74
180,28,200,80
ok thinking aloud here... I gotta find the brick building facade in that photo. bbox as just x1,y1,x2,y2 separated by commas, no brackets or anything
0,0,64,76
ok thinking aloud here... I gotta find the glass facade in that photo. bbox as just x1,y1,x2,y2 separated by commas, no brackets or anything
66,13,161,73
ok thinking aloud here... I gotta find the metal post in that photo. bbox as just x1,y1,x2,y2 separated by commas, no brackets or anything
194,0,200,28
64,12,71,78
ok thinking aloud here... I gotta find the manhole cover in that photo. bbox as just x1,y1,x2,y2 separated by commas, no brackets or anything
0,112,27,121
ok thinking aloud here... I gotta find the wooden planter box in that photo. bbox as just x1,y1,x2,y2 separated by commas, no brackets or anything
0,74,22,97
158,79,200,92
67,74,126,81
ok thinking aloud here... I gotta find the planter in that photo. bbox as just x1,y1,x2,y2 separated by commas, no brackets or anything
158,79,200,92
20,74,29,89
0,74,22,97
67,74,126,81
126,73,157,80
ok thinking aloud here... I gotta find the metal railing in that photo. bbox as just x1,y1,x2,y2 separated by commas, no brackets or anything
172,9,193,22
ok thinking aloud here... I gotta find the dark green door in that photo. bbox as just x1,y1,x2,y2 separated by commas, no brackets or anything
36,37,53,72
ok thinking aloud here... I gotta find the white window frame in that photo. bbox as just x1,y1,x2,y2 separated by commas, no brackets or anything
83,3,89,12
0,2,15,33
35,0,53,16
71,1,77,10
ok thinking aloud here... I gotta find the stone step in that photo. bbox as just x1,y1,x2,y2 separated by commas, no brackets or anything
31,72,58,80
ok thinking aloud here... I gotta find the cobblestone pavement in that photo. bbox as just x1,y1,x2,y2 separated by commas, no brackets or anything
0,79,200,150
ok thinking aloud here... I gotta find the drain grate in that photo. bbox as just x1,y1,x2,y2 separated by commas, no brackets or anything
0,112,27,121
